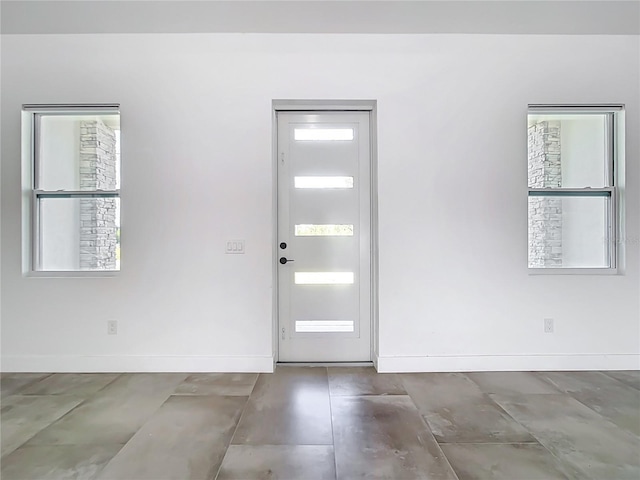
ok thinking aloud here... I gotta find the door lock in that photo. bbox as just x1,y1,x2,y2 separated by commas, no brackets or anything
279,257,294,264
279,242,287,250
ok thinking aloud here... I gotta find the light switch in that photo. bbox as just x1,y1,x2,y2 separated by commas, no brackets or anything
225,240,245,254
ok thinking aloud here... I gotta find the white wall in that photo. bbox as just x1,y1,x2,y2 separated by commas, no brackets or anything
1,33,638,372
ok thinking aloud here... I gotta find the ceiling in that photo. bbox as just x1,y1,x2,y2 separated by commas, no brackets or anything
1,0,638,35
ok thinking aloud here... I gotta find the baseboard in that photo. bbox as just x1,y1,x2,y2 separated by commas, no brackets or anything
375,354,640,373
4,354,637,374
0,355,275,373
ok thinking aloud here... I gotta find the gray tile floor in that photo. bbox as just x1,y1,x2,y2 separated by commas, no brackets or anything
1,368,638,480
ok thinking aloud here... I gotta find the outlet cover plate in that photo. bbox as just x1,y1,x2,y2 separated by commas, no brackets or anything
107,320,118,335
544,318,554,333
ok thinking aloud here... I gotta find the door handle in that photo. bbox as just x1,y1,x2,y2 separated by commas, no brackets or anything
279,257,295,264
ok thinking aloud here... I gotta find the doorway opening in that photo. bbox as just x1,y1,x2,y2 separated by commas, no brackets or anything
273,100,378,364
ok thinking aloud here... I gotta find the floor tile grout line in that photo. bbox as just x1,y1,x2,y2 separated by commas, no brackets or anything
540,370,640,395
466,370,565,396
480,392,545,448
488,395,593,480
554,393,640,439
401,373,571,479
515,428,586,480
325,367,339,480
488,390,640,439
328,393,408,397
398,375,461,480
438,441,550,446
600,370,640,391
14,375,186,465
221,443,335,446
100,379,251,480
328,393,415,399
529,371,566,394
211,373,260,480
17,373,124,398
535,371,640,437
1,373,55,398
438,442,576,480
471,379,590,479
1,395,92,458
85,372,124,398
419,412,461,479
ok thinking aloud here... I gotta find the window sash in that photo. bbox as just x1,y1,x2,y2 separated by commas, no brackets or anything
32,110,120,191
528,105,624,114
24,104,119,114
527,189,616,270
34,190,119,199
32,191,121,271
528,188,613,197
527,106,617,189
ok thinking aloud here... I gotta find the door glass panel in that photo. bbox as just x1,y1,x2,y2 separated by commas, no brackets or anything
296,320,354,333
294,128,354,141
295,224,354,236
295,272,355,285
295,176,354,189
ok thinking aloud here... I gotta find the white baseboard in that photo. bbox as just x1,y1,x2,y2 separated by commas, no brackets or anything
4,354,637,374
372,353,379,371
1,355,275,373
375,354,640,373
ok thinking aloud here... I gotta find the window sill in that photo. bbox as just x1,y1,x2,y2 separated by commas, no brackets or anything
26,270,119,278
528,268,618,275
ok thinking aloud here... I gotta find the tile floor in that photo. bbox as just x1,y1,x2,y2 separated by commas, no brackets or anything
1,368,638,479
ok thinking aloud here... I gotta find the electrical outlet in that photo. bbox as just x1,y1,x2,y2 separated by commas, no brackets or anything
107,320,118,335
544,318,554,334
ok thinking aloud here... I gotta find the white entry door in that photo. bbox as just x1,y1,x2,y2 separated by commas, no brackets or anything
277,111,371,362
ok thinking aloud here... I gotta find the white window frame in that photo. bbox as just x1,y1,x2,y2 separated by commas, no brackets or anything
527,104,622,274
23,104,121,276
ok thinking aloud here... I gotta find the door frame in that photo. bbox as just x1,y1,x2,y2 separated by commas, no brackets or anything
271,100,379,367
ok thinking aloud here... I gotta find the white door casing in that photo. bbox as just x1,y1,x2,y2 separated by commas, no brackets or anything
277,111,371,362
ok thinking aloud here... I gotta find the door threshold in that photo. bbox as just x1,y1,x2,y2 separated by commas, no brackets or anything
277,361,374,368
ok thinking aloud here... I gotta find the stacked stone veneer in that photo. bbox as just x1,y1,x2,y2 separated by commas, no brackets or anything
79,120,117,270
528,121,563,267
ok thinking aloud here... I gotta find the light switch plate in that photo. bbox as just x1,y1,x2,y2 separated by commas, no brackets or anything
225,240,245,254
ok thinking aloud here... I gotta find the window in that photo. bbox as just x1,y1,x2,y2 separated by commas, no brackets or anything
294,224,354,236
294,128,354,141
294,272,355,285
294,176,354,189
24,105,121,272
527,105,622,271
